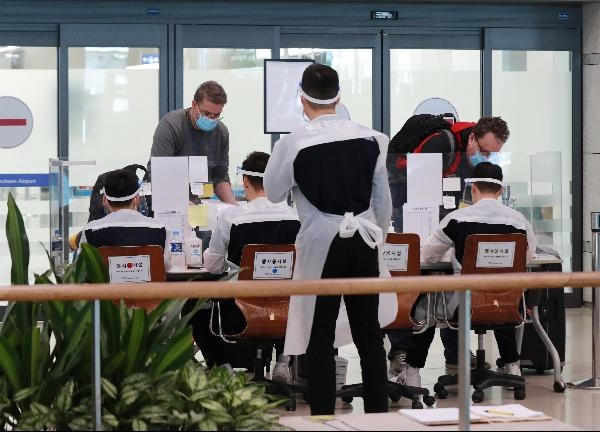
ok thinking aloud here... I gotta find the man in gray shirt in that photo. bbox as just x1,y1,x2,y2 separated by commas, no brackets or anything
149,80,237,205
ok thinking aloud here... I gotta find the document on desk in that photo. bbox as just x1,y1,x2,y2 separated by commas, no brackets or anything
402,204,439,242
151,157,189,213
407,153,442,205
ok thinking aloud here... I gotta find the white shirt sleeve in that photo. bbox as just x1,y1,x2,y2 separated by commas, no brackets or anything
371,143,393,237
421,218,454,263
77,228,88,257
523,218,537,264
203,210,231,274
264,135,296,203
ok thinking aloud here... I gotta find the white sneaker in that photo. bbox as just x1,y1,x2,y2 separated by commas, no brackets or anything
272,355,291,384
388,352,407,377
394,364,422,388
502,361,522,377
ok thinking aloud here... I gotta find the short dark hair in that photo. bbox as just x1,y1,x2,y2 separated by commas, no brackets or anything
472,162,503,194
300,64,339,110
241,151,270,190
473,116,509,144
104,169,139,208
194,80,227,105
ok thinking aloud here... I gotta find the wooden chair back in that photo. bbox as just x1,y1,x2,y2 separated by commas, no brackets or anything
98,245,165,312
233,244,296,339
383,233,423,330
461,233,528,326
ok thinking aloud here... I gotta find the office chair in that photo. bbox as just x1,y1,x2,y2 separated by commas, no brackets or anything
210,243,306,411
434,233,528,403
337,233,435,409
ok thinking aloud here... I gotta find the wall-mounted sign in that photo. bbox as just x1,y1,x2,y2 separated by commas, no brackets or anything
0,96,33,149
371,11,398,20
0,174,49,188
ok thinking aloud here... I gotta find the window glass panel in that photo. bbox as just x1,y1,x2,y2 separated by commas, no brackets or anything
183,48,271,186
68,47,159,240
0,46,57,285
492,50,572,271
390,49,481,136
280,48,372,128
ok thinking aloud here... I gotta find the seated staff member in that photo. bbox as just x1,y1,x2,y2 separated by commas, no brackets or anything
78,169,171,270
148,80,236,205
395,162,536,388
192,151,300,380
387,116,510,375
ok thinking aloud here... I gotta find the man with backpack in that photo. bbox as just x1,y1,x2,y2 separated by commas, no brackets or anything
386,115,510,376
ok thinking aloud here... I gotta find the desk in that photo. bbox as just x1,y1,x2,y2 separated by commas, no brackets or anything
279,412,580,431
166,268,226,282
420,256,563,273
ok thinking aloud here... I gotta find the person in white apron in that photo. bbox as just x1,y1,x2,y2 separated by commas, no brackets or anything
264,64,397,415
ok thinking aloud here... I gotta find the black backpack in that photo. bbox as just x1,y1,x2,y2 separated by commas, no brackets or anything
388,114,453,154
88,164,149,223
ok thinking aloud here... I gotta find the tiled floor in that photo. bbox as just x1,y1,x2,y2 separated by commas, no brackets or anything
279,308,600,430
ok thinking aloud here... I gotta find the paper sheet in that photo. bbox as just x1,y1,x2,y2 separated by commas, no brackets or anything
443,176,462,192
154,212,186,237
407,153,442,205
189,156,209,183
203,183,214,198
151,157,189,213
471,404,544,419
402,204,439,242
188,204,209,227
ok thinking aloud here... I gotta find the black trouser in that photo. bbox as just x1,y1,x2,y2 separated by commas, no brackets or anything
187,300,256,369
306,233,388,415
406,326,520,369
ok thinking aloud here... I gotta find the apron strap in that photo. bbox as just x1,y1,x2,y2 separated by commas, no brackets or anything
338,212,383,249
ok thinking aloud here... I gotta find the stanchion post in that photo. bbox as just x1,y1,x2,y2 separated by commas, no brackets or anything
568,211,600,390
458,289,471,430
92,300,102,430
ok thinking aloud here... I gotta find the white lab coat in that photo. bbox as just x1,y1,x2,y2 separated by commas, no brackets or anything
264,114,397,355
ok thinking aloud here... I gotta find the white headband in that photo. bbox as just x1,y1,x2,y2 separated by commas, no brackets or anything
299,86,341,105
239,169,265,178
101,185,142,202
465,178,505,187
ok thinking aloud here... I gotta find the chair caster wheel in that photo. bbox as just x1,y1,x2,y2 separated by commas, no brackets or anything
423,395,436,407
341,396,353,404
434,383,448,399
472,390,484,403
389,395,401,403
554,381,566,393
412,401,424,409
285,400,296,411
496,358,504,368
514,387,526,400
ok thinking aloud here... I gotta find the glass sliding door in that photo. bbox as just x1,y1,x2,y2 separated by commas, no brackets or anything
280,31,380,130
61,24,168,253
0,44,57,285
178,26,274,189
492,49,573,270
389,48,481,137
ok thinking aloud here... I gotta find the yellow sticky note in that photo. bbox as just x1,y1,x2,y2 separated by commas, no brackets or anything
202,183,214,198
188,204,208,227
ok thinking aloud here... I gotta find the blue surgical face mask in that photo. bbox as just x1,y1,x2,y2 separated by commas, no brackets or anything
469,150,488,167
196,115,219,132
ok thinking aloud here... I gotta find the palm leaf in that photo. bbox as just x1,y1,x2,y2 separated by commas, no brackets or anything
6,193,29,285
